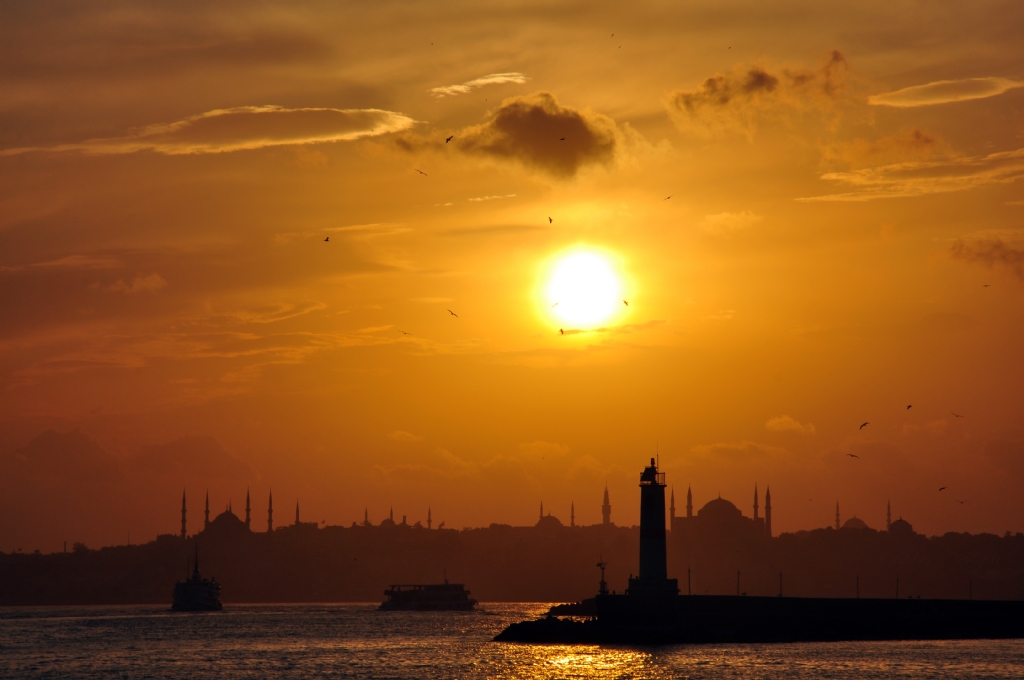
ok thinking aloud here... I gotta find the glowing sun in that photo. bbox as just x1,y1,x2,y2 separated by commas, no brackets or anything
545,249,624,328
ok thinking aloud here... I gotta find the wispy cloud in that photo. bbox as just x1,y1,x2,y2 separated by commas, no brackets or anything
766,415,816,435
0,254,120,273
388,430,424,442
107,273,167,294
666,51,847,135
430,72,529,97
869,77,1024,107
467,194,517,202
800,148,1024,201
1,106,416,156
951,238,1024,281
701,211,762,235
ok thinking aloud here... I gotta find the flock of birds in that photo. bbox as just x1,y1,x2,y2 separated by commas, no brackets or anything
851,404,970,502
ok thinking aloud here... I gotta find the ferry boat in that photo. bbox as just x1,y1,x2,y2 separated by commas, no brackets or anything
172,549,222,612
379,577,477,611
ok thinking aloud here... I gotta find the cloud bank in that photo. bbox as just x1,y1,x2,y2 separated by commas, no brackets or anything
456,92,619,177
2,106,416,156
869,77,1024,107
430,72,529,97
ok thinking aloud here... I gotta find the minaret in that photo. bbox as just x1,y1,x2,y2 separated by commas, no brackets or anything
181,490,187,540
295,500,300,525
686,485,693,518
765,486,772,538
427,507,432,530
540,501,544,521
204,490,210,529
267,490,274,532
363,508,369,526
887,499,891,530
570,502,575,527
602,485,611,526
835,502,840,530
753,484,760,520
669,487,676,527
389,507,394,522
245,488,251,530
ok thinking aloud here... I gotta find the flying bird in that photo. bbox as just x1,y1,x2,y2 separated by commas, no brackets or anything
324,237,329,242
907,404,912,409
957,499,967,505
551,302,559,308
623,300,629,306
983,284,990,287
559,137,565,141
952,412,964,418
415,169,428,176
445,135,454,143
846,454,860,459
664,195,672,200
939,487,947,492
859,422,869,430
559,328,564,335
447,309,458,318
399,330,411,335
548,217,553,224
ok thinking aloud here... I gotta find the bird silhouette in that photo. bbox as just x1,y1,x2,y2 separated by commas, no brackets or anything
559,328,564,335
664,195,672,200
983,284,990,287
846,454,860,458
447,309,458,318
324,237,329,242
939,486,947,492
415,169,428,176
559,137,565,141
952,412,964,418
551,302,559,308
399,330,411,335
957,499,967,504
859,422,869,430
445,135,454,143
623,300,629,306
907,404,912,409
548,217,553,224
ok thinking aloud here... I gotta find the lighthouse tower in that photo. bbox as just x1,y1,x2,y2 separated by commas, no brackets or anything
628,458,679,596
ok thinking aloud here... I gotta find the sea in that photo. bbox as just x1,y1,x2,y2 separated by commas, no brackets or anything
2,603,1023,679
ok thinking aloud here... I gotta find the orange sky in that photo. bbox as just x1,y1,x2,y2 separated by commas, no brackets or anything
2,1,1024,553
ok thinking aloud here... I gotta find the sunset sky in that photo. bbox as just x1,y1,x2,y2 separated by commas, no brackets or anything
2,1,1023,553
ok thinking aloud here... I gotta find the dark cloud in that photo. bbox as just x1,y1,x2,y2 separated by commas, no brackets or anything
667,51,848,133
950,238,1024,281
455,92,618,177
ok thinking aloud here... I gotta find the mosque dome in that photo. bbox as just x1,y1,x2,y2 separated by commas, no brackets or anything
697,496,743,520
536,514,563,530
889,517,914,535
842,516,871,530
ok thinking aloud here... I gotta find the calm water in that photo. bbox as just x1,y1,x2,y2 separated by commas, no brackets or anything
2,603,1023,679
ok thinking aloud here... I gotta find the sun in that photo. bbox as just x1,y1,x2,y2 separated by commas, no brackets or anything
544,249,625,328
